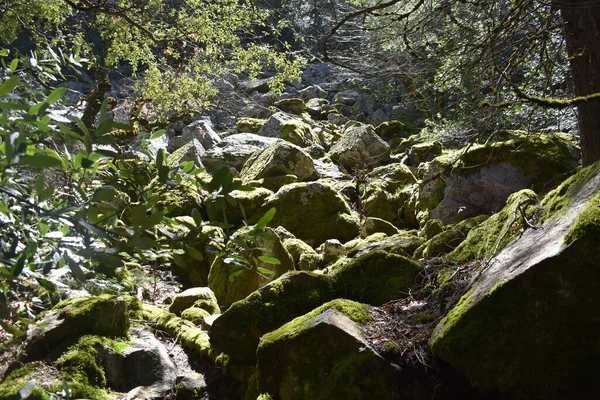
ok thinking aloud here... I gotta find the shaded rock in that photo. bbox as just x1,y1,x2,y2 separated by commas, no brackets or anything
375,120,416,141
413,216,487,259
256,299,430,400
168,287,220,316
250,181,360,246
180,307,211,325
360,217,400,237
205,186,273,227
182,118,222,150
240,141,315,183
414,132,579,225
207,226,295,309
167,139,205,168
297,85,328,101
237,117,266,133
240,77,273,94
101,328,177,399
274,98,306,115
282,237,317,268
258,112,319,147
430,161,600,399
345,231,425,259
329,125,390,172
328,250,421,306
333,90,360,106
209,271,337,364
406,141,443,166
201,134,278,172
25,295,129,360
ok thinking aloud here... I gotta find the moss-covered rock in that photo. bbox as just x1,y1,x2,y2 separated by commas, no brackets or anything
0,362,59,400
168,287,220,316
240,141,315,183
256,299,426,400
328,125,390,172
207,226,295,309
25,295,129,360
209,271,338,364
282,237,317,268
414,216,488,259
205,186,273,227
415,131,579,224
250,181,360,247
375,120,415,141
274,98,306,115
430,161,600,399
406,141,443,166
237,117,267,133
329,250,421,305
446,190,539,264
344,231,425,259
359,217,399,237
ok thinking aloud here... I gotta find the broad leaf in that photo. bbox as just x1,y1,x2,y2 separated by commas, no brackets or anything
46,87,66,105
0,76,19,97
258,255,281,265
255,207,276,231
19,155,63,168
229,269,244,281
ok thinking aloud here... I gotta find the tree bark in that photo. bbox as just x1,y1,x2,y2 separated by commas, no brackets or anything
559,0,600,166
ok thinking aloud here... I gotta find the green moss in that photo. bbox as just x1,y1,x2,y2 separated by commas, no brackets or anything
563,190,600,246
237,117,266,133
181,307,211,324
0,362,54,400
259,299,371,349
331,250,422,305
280,119,315,147
446,190,539,264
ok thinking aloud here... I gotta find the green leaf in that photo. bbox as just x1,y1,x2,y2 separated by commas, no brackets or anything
59,124,83,141
0,102,28,110
255,207,276,231
258,255,281,265
46,87,66,105
0,76,20,97
192,208,203,227
151,129,166,140
37,278,57,292
186,247,204,261
228,269,244,281
141,210,164,229
92,186,116,202
129,235,157,250
18,379,36,398
0,320,25,337
0,49,8,57
9,58,18,72
256,266,275,275
61,378,70,399
28,101,47,115
19,155,63,168
99,98,109,123
68,261,86,283
11,254,26,277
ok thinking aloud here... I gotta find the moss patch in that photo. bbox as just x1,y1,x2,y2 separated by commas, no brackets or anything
0,362,57,400
563,190,600,246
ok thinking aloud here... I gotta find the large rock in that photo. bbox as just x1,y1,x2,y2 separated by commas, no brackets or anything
413,131,579,225
166,138,205,168
207,226,295,308
25,295,129,360
201,133,278,172
430,161,600,399
256,299,429,400
210,271,337,364
240,141,315,183
328,125,390,172
258,112,319,147
210,251,421,364
205,186,273,227
168,287,220,315
181,118,222,150
250,181,360,246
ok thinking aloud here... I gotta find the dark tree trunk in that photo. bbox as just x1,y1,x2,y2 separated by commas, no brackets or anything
559,0,600,166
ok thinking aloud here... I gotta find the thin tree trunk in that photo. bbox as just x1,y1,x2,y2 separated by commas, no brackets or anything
559,0,600,166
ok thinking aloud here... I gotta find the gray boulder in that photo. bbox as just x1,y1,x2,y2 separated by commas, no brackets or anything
329,125,390,172
240,140,315,183
181,118,222,150
201,133,278,172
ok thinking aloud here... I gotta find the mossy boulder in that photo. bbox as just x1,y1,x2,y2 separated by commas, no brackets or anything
0,362,60,400
359,217,399,237
168,287,220,316
209,271,338,364
201,133,277,173
258,112,319,147
237,117,267,133
240,141,315,183
205,186,273,227
250,181,360,247
446,190,539,264
375,120,415,141
166,138,205,168
430,161,600,399
25,295,129,360
344,231,425,259
414,215,488,259
415,131,579,224
274,98,306,115
328,125,390,172
329,250,421,305
256,299,427,400
282,237,317,268
207,226,295,309
406,141,443,166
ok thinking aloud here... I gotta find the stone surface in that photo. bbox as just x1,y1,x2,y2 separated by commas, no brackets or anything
167,138,205,168
250,181,360,246
431,161,600,399
182,118,222,150
328,125,390,172
201,133,278,172
240,141,315,183
25,295,129,360
168,287,220,316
